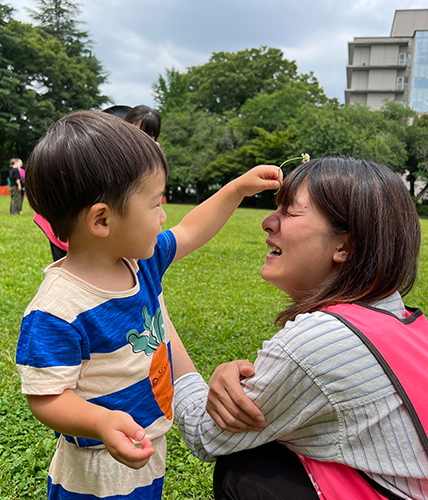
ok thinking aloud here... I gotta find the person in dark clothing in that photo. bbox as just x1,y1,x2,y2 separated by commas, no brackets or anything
9,158,22,215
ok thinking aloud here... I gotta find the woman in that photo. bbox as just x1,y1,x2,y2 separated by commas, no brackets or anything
171,157,428,499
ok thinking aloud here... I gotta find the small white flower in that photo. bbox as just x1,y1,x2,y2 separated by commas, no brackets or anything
275,153,311,193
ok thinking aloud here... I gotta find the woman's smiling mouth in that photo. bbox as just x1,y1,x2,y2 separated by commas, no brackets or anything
267,243,282,256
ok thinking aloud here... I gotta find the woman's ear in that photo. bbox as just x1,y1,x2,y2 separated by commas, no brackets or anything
86,203,111,238
333,234,349,264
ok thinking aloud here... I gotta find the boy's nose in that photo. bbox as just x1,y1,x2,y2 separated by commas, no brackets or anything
160,206,167,225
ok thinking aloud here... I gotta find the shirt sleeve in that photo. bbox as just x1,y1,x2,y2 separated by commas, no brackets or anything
149,229,177,278
16,310,87,395
174,334,334,462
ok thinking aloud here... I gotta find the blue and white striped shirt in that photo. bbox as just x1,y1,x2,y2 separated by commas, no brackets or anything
174,293,428,499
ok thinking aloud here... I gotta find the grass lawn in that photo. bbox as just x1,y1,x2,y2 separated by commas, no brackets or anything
1,194,428,499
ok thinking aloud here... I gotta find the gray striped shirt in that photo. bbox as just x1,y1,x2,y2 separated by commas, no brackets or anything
174,292,428,499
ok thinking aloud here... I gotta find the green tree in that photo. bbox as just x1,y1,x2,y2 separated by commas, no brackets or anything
238,82,330,134
0,2,110,181
187,46,322,114
28,0,109,106
152,68,189,116
288,100,410,171
0,4,22,181
206,126,295,208
29,0,90,57
407,113,428,200
160,109,232,202
157,47,332,203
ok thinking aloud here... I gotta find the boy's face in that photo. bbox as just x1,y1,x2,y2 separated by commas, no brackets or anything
112,169,167,260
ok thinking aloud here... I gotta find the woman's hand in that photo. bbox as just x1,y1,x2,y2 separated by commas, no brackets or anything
206,360,267,433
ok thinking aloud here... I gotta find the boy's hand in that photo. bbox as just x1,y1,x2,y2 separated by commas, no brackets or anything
232,165,282,199
206,360,267,433
171,164,282,263
96,410,155,469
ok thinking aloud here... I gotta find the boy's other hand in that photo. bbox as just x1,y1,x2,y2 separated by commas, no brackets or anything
96,410,155,469
206,360,267,433
233,165,282,199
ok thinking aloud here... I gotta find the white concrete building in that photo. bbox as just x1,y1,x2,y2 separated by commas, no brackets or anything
346,9,428,112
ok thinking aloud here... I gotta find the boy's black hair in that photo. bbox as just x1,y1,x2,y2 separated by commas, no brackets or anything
26,110,168,242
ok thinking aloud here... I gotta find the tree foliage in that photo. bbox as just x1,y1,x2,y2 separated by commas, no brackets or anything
186,46,327,115
160,109,232,202
153,46,423,206
406,113,428,199
152,68,188,116
0,1,109,183
28,0,89,57
154,46,338,205
288,100,411,171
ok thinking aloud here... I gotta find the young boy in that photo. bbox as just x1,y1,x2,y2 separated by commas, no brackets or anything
15,110,280,500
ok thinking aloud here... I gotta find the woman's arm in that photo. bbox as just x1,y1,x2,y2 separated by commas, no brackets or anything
173,337,332,461
206,361,267,433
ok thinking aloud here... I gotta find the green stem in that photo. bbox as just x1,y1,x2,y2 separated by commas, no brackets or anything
276,156,305,187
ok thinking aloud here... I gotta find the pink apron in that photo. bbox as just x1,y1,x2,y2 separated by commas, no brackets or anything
297,303,428,500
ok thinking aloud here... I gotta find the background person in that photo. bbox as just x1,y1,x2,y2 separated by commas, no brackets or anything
18,159,25,212
33,212,69,261
125,105,161,142
172,157,428,500
8,158,22,215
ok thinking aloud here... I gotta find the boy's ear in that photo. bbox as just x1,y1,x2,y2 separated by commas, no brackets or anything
333,234,350,264
86,203,111,238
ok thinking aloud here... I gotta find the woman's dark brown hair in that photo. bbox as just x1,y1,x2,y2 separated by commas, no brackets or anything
25,110,168,242
275,157,421,326
125,105,161,141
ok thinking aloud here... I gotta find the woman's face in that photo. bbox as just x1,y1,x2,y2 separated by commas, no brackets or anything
260,184,348,300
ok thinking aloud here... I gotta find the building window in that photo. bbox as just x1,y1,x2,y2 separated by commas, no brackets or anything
398,52,411,66
410,32,428,112
397,76,409,90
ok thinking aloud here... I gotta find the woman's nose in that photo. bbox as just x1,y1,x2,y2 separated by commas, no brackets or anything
262,211,278,234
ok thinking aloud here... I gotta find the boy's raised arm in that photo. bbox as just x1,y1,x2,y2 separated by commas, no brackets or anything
170,165,281,262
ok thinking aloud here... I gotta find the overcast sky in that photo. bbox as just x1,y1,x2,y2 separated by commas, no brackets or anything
9,0,428,109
